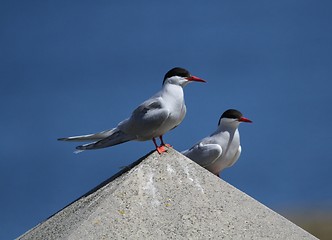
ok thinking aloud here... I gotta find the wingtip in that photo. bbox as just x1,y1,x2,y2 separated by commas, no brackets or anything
74,149,84,154
57,137,68,141
75,145,84,150
73,145,85,154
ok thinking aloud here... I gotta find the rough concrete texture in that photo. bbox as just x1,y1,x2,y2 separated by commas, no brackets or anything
18,148,317,240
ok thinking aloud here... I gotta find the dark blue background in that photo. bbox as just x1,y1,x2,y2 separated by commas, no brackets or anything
1,1,332,238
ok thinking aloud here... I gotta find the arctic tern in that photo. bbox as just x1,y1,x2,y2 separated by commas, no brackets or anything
182,109,252,176
58,67,206,154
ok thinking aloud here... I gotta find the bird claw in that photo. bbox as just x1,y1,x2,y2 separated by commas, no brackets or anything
156,146,167,154
153,137,172,154
164,143,172,148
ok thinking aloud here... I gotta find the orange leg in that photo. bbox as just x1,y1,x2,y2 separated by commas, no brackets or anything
152,138,166,154
159,135,172,148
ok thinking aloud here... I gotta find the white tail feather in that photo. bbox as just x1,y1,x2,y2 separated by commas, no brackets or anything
74,149,85,154
58,129,117,142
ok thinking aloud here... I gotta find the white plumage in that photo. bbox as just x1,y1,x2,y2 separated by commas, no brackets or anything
182,109,252,176
58,67,206,153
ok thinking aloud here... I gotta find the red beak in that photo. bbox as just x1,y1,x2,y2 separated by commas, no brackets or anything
186,76,206,83
239,117,252,123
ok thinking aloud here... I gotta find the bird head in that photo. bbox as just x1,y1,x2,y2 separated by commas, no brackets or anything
218,109,252,128
163,67,206,87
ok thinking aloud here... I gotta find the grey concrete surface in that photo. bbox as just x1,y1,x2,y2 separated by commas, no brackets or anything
18,148,317,240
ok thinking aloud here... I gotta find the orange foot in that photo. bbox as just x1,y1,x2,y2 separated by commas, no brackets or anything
163,143,172,148
156,145,167,154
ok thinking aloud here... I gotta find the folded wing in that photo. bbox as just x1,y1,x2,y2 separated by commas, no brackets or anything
182,142,222,167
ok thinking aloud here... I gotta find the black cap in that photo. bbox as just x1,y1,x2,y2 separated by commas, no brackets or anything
163,67,191,85
218,109,243,125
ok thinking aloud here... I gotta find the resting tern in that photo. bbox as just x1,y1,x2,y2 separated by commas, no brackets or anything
58,67,206,154
182,109,252,176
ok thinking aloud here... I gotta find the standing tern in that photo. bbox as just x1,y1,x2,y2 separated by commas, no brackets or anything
58,67,206,154
182,109,252,176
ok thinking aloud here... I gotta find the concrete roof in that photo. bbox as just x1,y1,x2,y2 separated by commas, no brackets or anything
18,148,317,239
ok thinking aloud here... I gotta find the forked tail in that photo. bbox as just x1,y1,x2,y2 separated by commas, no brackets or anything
75,130,135,152
58,129,117,142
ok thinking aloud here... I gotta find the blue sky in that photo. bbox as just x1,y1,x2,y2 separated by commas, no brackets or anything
1,1,332,238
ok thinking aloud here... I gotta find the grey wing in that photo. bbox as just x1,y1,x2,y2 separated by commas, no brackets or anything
75,129,135,151
182,142,222,167
227,145,242,167
118,98,170,137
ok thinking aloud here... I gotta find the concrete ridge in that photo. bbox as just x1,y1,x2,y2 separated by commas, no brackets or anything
18,148,317,239
48,150,154,221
